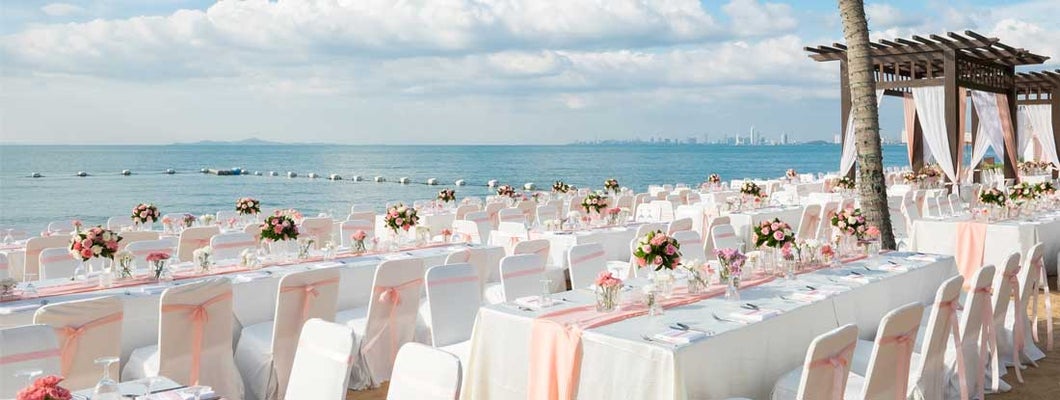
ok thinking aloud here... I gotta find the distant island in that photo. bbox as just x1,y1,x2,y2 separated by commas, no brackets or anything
174,138,331,146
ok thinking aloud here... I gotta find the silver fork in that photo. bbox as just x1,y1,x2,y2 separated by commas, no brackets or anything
712,312,740,324
640,334,676,347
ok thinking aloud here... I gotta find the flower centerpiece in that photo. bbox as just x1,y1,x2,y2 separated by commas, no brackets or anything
17,375,72,400
69,226,122,262
1034,181,1056,196
192,246,212,272
714,248,746,300
1009,182,1039,204
785,168,798,181
72,220,82,233
296,238,315,259
1018,160,1053,176
919,165,942,188
603,178,620,195
580,192,608,215
901,171,922,186
146,251,171,280
496,185,516,198
260,212,299,242
834,176,856,191
753,218,795,250
633,230,682,272
350,230,368,253
182,213,197,228
236,197,261,215
707,173,721,186
130,203,160,228
979,187,1007,208
594,271,623,312
437,188,456,204
114,250,134,279
829,207,866,256
681,259,708,294
200,214,215,226
384,203,420,233
552,181,571,194
739,181,767,207
605,206,622,225
440,228,453,242
862,225,882,255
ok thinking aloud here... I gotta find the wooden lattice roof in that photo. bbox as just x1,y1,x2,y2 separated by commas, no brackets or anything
1016,69,1060,97
805,30,1049,68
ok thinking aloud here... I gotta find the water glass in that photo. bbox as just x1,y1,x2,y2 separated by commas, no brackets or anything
538,279,552,308
93,356,121,400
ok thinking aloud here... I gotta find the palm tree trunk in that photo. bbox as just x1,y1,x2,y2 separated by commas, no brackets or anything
838,0,896,249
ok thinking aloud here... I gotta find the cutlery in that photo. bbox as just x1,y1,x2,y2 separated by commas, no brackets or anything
671,323,714,335
805,285,816,291
712,312,740,324
640,334,675,347
849,271,863,276
742,303,760,311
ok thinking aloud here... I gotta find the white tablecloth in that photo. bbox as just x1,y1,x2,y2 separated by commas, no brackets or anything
911,214,1060,275
782,182,824,196
460,253,957,399
727,206,805,245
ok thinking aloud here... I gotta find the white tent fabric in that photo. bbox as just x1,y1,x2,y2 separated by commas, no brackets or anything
912,87,958,182
968,91,1008,181
1020,104,1058,166
1018,109,1035,160
839,89,886,175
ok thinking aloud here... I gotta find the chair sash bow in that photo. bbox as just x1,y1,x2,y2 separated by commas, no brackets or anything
281,277,340,323
807,342,856,400
161,291,232,384
57,312,124,375
937,299,969,400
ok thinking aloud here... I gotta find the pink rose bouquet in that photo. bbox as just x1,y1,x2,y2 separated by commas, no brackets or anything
552,181,571,194
603,178,620,194
71,220,82,233
708,173,721,184
384,204,420,232
580,192,608,214
753,217,795,249
69,226,122,261
633,230,682,271
437,188,457,203
17,375,72,400
786,168,798,179
260,211,299,242
593,271,623,312
496,185,516,198
131,203,160,224
834,176,856,191
739,181,764,197
236,197,261,215
182,213,197,228
829,207,868,239
146,251,171,279
350,230,368,253
714,247,746,282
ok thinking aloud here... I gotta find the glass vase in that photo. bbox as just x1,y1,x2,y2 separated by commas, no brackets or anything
686,275,705,294
595,286,619,312
725,275,740,301
651,269,675,298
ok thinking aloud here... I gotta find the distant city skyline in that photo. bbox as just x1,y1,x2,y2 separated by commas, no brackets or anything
1,0,1057,145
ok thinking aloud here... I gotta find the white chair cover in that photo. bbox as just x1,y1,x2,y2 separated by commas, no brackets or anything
454,204,479,221
124,239,176,270
496,222,529,244
817,202,839,240
107,216,132,231
336,258,426,388
216,210,240,226
484,203,505,229
462,211,492,245
512,239,551,265
536,205,558,225
33,296,124,390
771,324,861,400
176,226,220,262
340,219,375,248
854,303,924,399
896,275,967,400
347,211,376,226
39,247,78,280
1000,243,1046,383
300,217,334,246
703,216,731,258
666,218,693,234
350,204,375,214
425,263,480,368
284,319,358,400
115,231,160,250
649,200,675,222
988,253,1022,386
46,220,73,234
671,231,705,263
497,208,525,225
209,232,258,261
567,243,608,290
0,253,8,280
0,325,61,398
22,235,71,280
711,224,742,252
957,265,998,399
235,267,341,400
496,254,545,303
387,343,462,400
796,204,823,241
451,220,482,244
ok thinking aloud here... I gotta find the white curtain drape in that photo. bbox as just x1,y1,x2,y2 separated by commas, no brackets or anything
968,91,1008,181
1018,108,1035,160
839,89,885,175
1022,104,1059,166
912,87,958,182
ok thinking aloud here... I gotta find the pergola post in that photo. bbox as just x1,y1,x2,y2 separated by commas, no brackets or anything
970,104,980,182
911,113,925,172
1005,67,1019,180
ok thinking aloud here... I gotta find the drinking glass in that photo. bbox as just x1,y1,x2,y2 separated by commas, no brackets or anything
21,276,38,298
93,356,121,400
538,279,553,308
3,229,13,244
14,368,43,388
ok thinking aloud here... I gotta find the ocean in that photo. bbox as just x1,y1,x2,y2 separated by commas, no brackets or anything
0,144,910,231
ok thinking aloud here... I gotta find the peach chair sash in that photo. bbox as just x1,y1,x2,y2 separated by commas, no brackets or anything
363,278,425,362
807,342,857,400
972,285,999,397
1031,258,1053,351
281,277,341,323
936,298,969,400
161,291,233,384
877,327,918,400
58,312,123,376
33,296,124,390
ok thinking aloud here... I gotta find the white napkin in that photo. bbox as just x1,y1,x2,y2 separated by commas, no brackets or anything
789,290,836,302
728,308,781,323
906,254,938,262
652,329,706,345
838,274,871,285
876,263,908,272
146,387,217,400
513,296,564,310
140,285,169,295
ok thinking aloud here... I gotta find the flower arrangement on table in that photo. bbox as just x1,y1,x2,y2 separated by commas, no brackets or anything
1008,182,1039,203
114,250,134,279
1033,181,1056,195
714,248,746,299
901,171,922,185
552,181,571,194
708,174,721,185
603,178,620,194
17,375,72,400
192,246,212,272
605,206,622,225
182,213,197,228
1018,160,1053,175
384,203,420,232
829,207,869,239
739,181,768,207
437,188,457,204
580,192,608,214
296,238,315,259
200,214,215,226
834,176,856,191
633,230,682,271
282,208,304,224
979,187,1007,208
71,220,82,233
594,271,623,312
496,185,516,198
146,251,171,280
69,226,122,261
350,230,368,253
919,165,942,187
131,203,160,225
260,212,299,241
236,197,261,215
753,218,795,249
785,169,798,180
681,259,709,293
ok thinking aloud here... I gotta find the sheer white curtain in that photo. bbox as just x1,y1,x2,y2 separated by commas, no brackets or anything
968,91,1007,181
912,87,958,182
840,89,885,175
1022,104,1059,166
1018,108,1036,160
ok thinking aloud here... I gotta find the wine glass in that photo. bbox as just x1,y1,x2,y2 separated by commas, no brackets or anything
20,275,38,298
93,356,121,400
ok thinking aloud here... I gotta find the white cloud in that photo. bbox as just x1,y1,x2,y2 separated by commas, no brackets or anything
40,3,85,17
865,3,922,28
722,0,797,36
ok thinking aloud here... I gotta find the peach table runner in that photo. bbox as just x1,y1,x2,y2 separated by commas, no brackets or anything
954,222,987,285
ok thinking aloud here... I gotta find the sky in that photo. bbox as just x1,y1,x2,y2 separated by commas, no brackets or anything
0,0,1057,145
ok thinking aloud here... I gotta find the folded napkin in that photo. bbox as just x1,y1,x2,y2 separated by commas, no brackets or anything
906,254,938,262
651,328,707,345
513,296,565,310
789,290,836,302
728,308,781,323
876,263,908,272
146,387,217,400
0,302,42,315
838,274,871,285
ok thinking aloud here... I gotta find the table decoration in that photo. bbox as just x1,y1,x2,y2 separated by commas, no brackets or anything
295,238,314,260
603,178,620,195
705,173,722,190
580,192,608,220
829,207,865,256
441,228,453,243
181,213,197,228
594,271,622,312
236,197,260,215
114,250,134,279
681,259,708,294
979,187,1007,220
632,230,682,297
739,181,766,209
605,206,622,225
1018,160,1053,176
714,248,746,300
200,214,215,226
859,225,882,256
147,251,172,281
17,374,72,400
239,248,259,268
834,176,856,192
901,171,923,187
437,188,456,206
350,230,368,253
552,181,571,194
0,277,17,298
69,226,122,284
131,203,160,231
496,184,516,198
785,168,798,182
260,211,299,259
752,217,795,271
919,164,943,188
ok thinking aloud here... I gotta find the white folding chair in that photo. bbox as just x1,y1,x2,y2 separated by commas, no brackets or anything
484,203,505,229
209,232,257,261
771,324,861,399
176,226,220,262
124,239,176,270
299,217,334,247
340,219,375,248
650,200,675,222
38,247,78,280
235,268,341,400
462,211,492,245
116,231,161,251
424,264,479,366
703,216,730,258
567,243,608,289
123,278,244,400
948,193,964,215
711,224,743,253
987,253,1023,386
956,265,999,399
1000,244,1046,382
336,258,426,388
671,230,706,263
386,343,461,400
666,217,693,234
485,254,545,304
922,197,943,218
34,296,124,390
454,204,479,221
46,220,73,234
848,303,924,399
284,319,358,400
0,325,61,398
796,204,823,241
497,208,526,225
536,205,559,225
106,216,132,231
817,202,839,240
22,235,71,281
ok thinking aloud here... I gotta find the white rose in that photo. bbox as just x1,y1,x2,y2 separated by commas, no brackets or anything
847,217,856,224
91,245,102,255
102,232,112,241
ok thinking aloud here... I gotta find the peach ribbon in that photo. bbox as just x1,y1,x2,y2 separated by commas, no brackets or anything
363,278,424,363
56,311,124,375
878,328,917,400
937,298,969,400
503,267,545,280
997,94,1019,169
0,348,62,365
211,240,257,250
161,291,233,385
953,222,987,285
280,277,341,323
569,250,605,266
427,274,479,288
807,341,857,400
1031,259,1053,351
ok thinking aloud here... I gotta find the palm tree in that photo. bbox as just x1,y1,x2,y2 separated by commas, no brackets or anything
837,0,896,249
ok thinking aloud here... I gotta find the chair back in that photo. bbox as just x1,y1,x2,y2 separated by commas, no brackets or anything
116,231,160,251
923,196,943,218
703,216,730,257
454,204,479,221
817,202,839,239
671,231,705,262
484,203,505,228
512,239,550,265
23,235,71,280
685,192,701,204
0,325,61,399
177,226,221,262
959,264,997,397
616,195,634,210
859,303,924,399
158,278,242,398
649,200,675,221
665,194,684,207
300,217,334,246
536,205,559,225
47,220,73,234
499,254,545,303
347,211,376,225
387,343,462,400
33,296,123,390
516,201,537,223
795,324,859,400
666,218,693,234
911,275,964,400
39,247,78,280
886,196,906,239
125,239,176,269
451,220,482,244
107,216,132,231
209,232,257,261
1018,243,1044,313
991,253,1022,336
284,319,357,400
497,208,525,225
796,204,823,241
711,224,741,252
567,243,608,289
243,223,262,242
351,204,375,214
215,210,239,227
272,268,342,396
362,258,426,384
340,219,375,248
948,193,963,214
425,264,481,347
0,253,8,280
462,211,492,244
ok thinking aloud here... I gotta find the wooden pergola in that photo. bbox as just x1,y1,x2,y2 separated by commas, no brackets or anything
1015,69,1060,166
806,30,1049,180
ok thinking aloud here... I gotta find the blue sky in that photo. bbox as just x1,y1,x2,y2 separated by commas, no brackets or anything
1,0,1056,145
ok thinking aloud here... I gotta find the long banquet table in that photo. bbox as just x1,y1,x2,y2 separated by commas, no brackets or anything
460,253,957,399
911,213,1060,275
0,243,504,365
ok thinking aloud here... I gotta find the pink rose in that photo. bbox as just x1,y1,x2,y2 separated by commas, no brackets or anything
665,245,676,255
760,226,769,235
636,257,648,267
80,249,93,258
273,226,283,234
773,231,785,241
395,218,404,226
